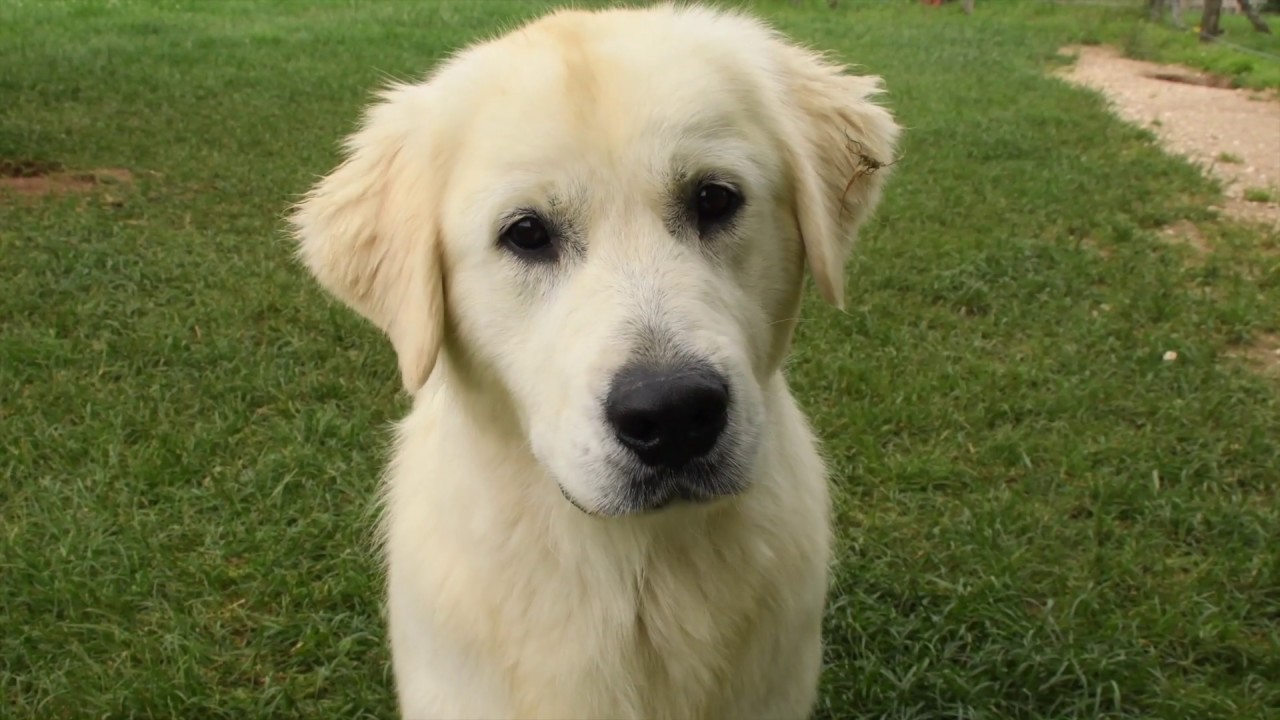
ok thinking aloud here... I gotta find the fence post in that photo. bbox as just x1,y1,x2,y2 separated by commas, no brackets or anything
1200,0,1223,42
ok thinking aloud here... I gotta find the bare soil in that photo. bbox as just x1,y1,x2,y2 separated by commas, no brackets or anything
1227,332,1280,378
1056,45,1280,228
1,159,133,198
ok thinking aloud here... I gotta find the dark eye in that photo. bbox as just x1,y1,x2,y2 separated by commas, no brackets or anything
694,182,742,233
500,215,554,256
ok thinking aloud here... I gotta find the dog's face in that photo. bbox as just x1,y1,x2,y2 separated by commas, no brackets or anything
291,7,898,515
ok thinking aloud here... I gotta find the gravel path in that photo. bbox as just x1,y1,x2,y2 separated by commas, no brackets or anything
1057,44,1280,228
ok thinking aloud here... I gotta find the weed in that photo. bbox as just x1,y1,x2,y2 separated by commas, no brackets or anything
1244,187,1276,202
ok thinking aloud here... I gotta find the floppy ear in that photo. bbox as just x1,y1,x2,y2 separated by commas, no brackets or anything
289,84,444,394
776,44,900,309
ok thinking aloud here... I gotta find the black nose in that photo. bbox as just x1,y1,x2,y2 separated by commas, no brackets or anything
605,365,730,469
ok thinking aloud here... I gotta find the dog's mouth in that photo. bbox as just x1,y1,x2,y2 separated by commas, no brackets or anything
624,458,745,511
561,452,747,517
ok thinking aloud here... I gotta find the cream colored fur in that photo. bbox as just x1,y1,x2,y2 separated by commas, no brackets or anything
290,4,898,719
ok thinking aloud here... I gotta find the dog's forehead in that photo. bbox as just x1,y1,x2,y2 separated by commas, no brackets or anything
448,9,781,168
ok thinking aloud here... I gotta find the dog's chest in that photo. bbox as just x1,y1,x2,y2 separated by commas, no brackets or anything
639,545,770,702
501,529,782,720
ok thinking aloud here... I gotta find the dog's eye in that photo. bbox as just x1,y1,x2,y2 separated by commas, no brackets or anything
500,215,554,256
694,182,742,233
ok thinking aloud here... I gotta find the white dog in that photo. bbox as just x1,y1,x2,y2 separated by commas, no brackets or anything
291,4,897,718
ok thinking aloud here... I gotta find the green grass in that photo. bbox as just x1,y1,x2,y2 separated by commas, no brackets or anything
1245,187,1276,203
2,1,1278,718
1047,1,1280,89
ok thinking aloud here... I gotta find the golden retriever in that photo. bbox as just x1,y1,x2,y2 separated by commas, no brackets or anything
291,4,898,718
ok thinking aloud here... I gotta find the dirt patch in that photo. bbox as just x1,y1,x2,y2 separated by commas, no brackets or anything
1227,333,1280,379
1,159,133,199
1055,45,1280,229
1158,218,1211,254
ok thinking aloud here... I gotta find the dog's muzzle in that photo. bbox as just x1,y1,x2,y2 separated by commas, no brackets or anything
598,361,741,512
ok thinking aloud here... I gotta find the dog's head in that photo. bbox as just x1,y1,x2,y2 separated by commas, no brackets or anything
290,6,898,516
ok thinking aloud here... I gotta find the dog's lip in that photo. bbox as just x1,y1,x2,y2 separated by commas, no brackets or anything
631,485,737,515
555,448,745,517
557,483,599,516
619,465,743,515
555,478,721,517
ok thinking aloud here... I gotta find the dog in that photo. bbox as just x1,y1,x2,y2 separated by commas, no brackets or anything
290,4,898,718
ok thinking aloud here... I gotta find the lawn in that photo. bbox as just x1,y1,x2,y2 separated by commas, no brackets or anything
2,1,1278,718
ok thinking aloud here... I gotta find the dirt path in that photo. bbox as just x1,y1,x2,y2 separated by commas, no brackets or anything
1056,45,1280,228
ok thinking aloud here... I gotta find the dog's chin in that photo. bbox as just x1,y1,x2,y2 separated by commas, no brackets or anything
558,454,748,518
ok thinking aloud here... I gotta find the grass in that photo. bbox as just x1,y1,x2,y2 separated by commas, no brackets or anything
1050,1,1280,89
2,1,1278,718
1245,187,1276,203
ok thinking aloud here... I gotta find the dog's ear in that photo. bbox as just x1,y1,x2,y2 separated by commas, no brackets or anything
775,43,900,309
290,83,444,393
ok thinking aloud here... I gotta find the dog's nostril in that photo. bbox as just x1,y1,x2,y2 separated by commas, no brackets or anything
605,365,730,469
616,415,660,447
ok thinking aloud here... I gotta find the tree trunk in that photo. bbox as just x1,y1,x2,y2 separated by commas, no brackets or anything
1201,0,1224,42
962,0,974,14
1237,0,1273,33
1147,0,1165,22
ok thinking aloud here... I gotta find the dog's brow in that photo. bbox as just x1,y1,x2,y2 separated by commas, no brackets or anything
665,136,760,183
492,188,573,223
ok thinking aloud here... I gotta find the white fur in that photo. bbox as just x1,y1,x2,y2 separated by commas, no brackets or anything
291,5,898,719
